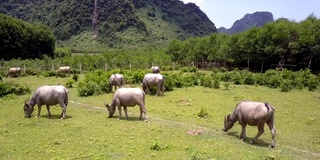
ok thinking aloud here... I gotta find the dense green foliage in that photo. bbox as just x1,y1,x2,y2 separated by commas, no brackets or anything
0,14,55,60
1,0,217,51
167,15,320,71
76,68,319,96
0,81,31,97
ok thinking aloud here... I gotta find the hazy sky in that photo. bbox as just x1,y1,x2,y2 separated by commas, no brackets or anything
181,0,320,28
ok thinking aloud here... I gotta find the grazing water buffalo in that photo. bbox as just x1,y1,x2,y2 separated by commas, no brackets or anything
58,66,71,75
142,73,165,96
24,85,69,119
6,67,21,78
223,101,276,148
109,74,124,92
104,87,148,122
151,66,160,73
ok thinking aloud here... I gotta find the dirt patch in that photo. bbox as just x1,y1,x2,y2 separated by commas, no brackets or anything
186,130,202,135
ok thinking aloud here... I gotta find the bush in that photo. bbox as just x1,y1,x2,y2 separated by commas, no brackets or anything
307,76,319,91
213,76,220,89
72,73,79,82
43,70,57,77
243,71,255,85
198,107,209,118
280,79,293,92
0,81,31,97
267,76,282,88
201,76,213,88
66,79,75,88
188,66,198,72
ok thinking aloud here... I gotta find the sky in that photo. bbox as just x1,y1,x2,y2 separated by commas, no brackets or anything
181,0,320,28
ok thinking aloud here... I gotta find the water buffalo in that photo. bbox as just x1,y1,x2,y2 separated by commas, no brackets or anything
109,74,124,92
142,73,165,96
6,67,21,78
151,66,160,73
24,85,69,119
104,87,148,122
223,101,276,148
58,66,71,75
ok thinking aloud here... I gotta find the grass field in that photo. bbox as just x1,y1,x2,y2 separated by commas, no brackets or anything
1,75,320,159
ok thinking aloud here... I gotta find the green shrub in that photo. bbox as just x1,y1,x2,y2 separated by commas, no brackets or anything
198,107,209,118
267,76,282,88
163,73,174,91
188,66,198,72
231,71,242,85
213,76,220,89
201,76,213,88
43,70,57,77
254,73,265,85
307,76,319,91
66,79,75,88
72,73,79,82
243,72,255,85
25,68,40,76
280,79,293,92
223,82,230,90
0,81,31,97
181,67,189,72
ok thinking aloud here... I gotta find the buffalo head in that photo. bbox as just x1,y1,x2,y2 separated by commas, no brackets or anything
104,102,115,118
223,114,235,132
23,100,33,118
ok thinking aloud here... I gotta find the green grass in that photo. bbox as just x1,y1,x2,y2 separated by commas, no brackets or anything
1,75,320,159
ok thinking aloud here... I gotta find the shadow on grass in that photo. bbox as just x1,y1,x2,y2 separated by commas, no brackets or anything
109,116,145,122
45,115,73,119
226,131,270,148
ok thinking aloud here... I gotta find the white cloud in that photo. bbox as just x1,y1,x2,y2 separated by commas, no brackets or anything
180,0,207,8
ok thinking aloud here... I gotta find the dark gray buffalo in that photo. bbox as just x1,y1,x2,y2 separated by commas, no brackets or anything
109,74,124,92
142,73,165,96
6,67,21,78
223,101,276,148
104,87,148,122
24,85,69,119
151,66,160,73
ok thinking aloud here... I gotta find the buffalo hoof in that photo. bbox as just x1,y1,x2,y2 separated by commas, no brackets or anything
269,144,275,148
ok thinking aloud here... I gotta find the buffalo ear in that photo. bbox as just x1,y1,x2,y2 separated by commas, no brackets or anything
104,102,110,110
226,114,231,120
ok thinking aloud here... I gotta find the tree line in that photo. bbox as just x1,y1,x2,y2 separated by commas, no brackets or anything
166,14,320,72
0,14,55,60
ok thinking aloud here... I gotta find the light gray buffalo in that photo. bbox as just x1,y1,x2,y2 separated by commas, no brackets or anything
6,67,21,78
104,87,148,122
58,66,71,75
109,74,124,92
142,73,165,96
24,85,69,119
223,101,276,148
151,66,160,73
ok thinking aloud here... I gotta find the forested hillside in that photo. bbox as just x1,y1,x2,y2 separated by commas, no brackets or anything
0,14,55,60
0,0,217,50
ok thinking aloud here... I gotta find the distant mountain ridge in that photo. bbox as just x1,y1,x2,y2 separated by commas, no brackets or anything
0,0,217,50
218,11,274,34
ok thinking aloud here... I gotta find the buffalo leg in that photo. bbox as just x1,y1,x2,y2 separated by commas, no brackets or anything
37,105,42,117
267,121,276,148
139,105,148,122
240,124,247,141
46,105,51,117
60,103,66,119
250,123,265,144
123,106,129,119
118,106,122,119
